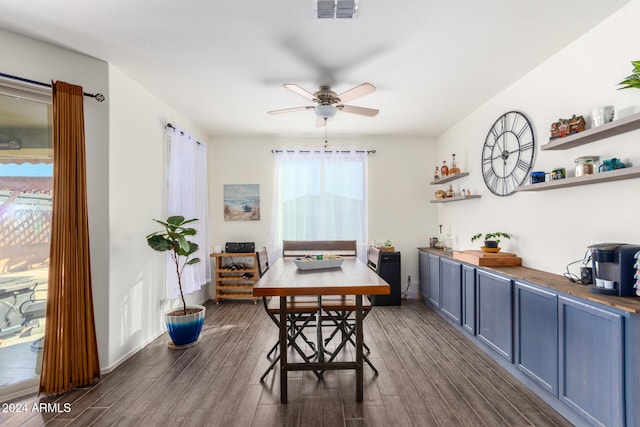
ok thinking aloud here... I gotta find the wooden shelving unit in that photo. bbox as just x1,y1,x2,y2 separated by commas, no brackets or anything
430,172,480,202
430,172,470,185
430,195,481,203
516,166,640,192
210,252,258,303
517,111,640,192
541,111,640,151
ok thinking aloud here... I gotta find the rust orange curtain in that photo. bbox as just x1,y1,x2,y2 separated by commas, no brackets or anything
39,81,100,395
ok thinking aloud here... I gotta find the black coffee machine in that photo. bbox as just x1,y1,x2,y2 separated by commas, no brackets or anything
589,243,640,296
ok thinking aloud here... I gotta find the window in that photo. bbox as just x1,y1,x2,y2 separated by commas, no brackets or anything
272,150,368,259
0,85,52,398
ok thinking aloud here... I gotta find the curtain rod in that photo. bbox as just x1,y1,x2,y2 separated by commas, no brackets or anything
0,72,105,102
166,123,201,145
271,149,376,154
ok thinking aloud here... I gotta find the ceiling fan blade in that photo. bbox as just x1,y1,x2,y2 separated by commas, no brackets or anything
268,106,314,115
283,84,319,102
337,104,379,117
337,83,375,103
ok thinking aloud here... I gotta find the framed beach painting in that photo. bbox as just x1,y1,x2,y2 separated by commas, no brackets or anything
223,184,260,221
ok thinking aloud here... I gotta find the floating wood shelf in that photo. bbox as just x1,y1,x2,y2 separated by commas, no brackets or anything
515,166,640,191
430,172,469,185
430,195,481,203
541,111,640,151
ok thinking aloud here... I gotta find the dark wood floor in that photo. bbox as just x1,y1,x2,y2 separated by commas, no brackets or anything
2,299,572,426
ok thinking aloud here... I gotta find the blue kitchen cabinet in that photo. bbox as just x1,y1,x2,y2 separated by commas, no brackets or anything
559,296,624,427
427,252,440,307
418,250,429,304
419,251,440,306
476,270,513,362
418,248,640,427
440,257,462,324
418,251,440,307
462,264,476,335
515,281,558,397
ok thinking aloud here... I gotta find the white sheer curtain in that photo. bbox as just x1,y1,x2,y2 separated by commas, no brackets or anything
271,149,368,262
166,126,211,300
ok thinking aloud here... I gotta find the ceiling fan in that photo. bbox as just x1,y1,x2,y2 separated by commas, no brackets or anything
268,82,379,127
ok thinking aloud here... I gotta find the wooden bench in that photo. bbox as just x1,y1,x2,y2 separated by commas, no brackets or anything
282,240,357,258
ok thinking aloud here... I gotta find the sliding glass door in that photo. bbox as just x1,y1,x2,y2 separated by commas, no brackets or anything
0,89,52,399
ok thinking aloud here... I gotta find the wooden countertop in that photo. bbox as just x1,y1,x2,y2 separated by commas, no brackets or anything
418,247,640,314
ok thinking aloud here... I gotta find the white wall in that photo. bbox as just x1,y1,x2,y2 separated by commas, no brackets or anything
436,0,640,275
207,135,437,297
1,28,111,368
107,65,210,368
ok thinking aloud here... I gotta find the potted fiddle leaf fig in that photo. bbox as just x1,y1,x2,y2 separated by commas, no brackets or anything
147,215,205,348
617,60,640,90
471,232,511,250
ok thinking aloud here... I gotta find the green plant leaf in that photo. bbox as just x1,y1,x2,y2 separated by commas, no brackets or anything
180,227,197,236
152,218,170,228
167,215,186,226
471,232,511,243
186,257,201,265
147,235,172,251
175,235,190,253
617,60,640,90
186,242,199,256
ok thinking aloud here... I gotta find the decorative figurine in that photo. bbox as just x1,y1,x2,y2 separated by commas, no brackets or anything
569,115,586,134
558,119,570,138
550,121,560,139
550,115,586,139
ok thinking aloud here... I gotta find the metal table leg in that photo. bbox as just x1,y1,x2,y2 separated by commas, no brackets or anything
317,296,324,364
356,294,363,402
279,296,288,403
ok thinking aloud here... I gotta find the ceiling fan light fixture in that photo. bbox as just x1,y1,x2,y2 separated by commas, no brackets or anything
315,104,337,118
313,0,359,19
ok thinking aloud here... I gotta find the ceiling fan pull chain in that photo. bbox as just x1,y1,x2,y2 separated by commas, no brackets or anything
324,118,328,148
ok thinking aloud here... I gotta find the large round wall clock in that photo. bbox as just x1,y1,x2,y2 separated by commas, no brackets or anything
481,111,535,196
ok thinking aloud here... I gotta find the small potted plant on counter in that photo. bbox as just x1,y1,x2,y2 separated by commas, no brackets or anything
471,232,511,252
147,215,205,349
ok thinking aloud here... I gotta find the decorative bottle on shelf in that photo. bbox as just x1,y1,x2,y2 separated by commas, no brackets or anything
446,184,454,198
440,160,449,177
450,154,460,174
433,166,440,181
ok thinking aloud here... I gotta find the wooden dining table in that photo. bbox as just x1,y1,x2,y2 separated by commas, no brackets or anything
253,257,390,403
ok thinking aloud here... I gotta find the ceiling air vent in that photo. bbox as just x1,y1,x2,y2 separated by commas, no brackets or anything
313,0,359,19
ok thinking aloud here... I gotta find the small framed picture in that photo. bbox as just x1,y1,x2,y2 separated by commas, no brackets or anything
223,184,260,221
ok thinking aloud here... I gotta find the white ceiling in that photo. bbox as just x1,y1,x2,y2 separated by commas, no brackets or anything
0,0,631,138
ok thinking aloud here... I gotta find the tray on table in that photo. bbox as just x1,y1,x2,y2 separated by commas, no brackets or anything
293,257,344,270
